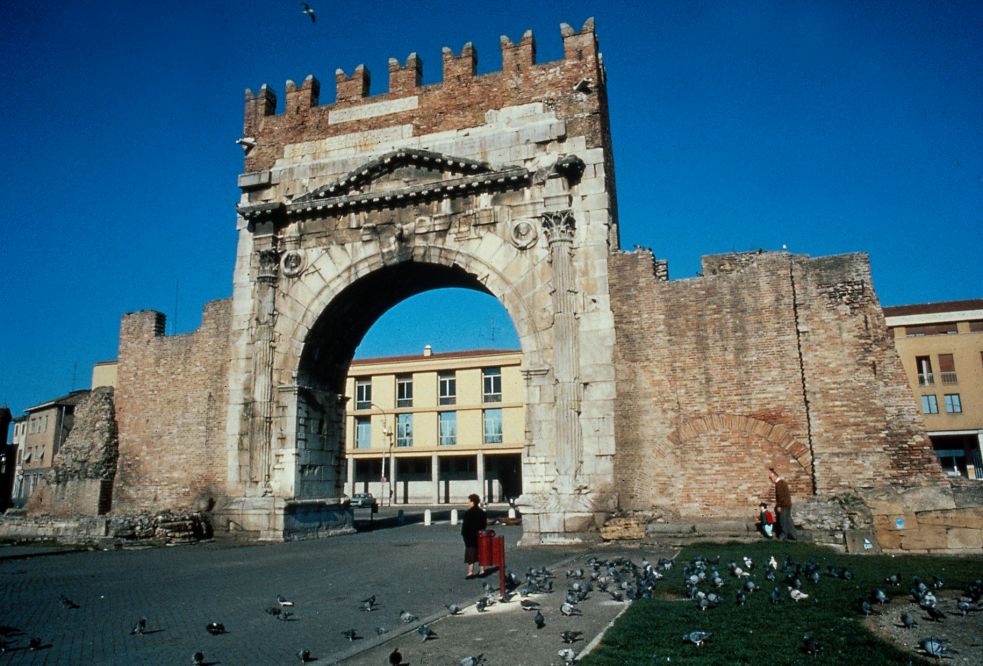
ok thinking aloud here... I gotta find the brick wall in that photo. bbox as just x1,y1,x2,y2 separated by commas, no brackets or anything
609,249,943,519
113,300,232,512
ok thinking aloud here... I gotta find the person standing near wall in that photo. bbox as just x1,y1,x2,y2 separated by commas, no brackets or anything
769,468,797,540
461,493,487,579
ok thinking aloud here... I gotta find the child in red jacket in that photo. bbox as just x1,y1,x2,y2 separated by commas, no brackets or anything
759,502,775,538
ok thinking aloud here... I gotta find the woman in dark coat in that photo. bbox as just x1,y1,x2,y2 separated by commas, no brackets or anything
461,493,487,578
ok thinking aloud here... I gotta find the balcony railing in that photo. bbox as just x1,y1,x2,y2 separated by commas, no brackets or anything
918,373,935,386
941,371,958,385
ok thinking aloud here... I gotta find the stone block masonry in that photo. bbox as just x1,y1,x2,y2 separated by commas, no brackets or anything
113,299,232,513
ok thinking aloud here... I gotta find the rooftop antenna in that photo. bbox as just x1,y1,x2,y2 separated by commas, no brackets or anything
172,279,180,335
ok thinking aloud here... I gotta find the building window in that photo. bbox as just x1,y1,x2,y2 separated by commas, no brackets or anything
396,413,413,447
355,379,372,410
938,353,957,385
921,394,939,415
483,408,503,444
907,322,957,336
396,375,413,408
355,417,372,449
482,367,502,403
439,411,457,446
916,356,934,386
944,394,962,414
438,372,456,406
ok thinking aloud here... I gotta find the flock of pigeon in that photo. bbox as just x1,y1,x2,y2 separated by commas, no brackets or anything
675,551,983,661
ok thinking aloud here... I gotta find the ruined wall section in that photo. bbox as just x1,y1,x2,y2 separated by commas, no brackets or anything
792,254,944,491
25,387,117,517
609,249,943,519
113,300,231,512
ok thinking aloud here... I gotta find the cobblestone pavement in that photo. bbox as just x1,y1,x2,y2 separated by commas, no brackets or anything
0,514,674,665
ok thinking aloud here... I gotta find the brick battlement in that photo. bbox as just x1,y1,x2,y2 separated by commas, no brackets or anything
241,19,605,172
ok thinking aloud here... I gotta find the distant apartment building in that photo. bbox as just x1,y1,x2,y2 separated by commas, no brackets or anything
884,299,983,479
12,390,89,503
344,347,524,505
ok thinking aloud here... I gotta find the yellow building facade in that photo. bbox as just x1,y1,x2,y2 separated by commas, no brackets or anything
343,347,524,505
885,299,983,479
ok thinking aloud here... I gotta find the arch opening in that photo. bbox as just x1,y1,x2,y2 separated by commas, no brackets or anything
291,260,525,504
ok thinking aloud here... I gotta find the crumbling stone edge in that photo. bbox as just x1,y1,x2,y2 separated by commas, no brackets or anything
0,509,213,549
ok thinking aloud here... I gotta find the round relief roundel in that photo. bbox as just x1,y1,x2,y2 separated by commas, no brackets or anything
281,250,306,277
510,219,539,250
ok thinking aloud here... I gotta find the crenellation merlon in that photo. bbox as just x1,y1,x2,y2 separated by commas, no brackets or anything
500,30,536,76
442,43,477,82
286,75,320,114
389,53,422,95
336,64,371,102
243,84,276,135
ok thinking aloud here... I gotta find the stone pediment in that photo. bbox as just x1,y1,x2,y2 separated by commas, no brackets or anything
239,149,531,223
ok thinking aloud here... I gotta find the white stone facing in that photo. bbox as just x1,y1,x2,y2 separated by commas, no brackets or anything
328,96,419,124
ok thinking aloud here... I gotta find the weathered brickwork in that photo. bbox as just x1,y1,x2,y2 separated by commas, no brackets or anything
609,249,944,519
113,300,232,512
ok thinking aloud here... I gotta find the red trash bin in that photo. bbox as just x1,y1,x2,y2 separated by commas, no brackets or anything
477,529,495,567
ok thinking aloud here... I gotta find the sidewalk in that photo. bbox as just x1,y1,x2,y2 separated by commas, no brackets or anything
334,548,669,666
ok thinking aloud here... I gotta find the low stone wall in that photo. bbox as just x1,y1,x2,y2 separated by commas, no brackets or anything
869,480,983,553
0,510,211,546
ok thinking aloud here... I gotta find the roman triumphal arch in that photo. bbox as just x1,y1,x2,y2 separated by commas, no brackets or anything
221,20,621,542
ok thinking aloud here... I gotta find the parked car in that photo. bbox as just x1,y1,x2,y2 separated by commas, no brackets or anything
350,493,375,508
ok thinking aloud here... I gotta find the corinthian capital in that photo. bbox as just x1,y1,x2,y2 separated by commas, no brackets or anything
541,209,576,242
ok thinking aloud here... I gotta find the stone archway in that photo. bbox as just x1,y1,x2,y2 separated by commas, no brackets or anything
223,141,619,541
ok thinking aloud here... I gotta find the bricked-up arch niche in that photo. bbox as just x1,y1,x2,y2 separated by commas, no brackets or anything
221,19,624,540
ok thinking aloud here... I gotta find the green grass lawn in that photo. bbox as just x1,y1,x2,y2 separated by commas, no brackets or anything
581,540,982,665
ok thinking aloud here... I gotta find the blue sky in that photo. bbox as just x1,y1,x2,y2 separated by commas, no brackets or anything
1,1,981,425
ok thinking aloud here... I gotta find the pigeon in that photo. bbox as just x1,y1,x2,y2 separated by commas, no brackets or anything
770,587,782,605
476,597,488,613
534,610,545,628
376,627,389,636
205,622,226,635
520,599,540,611
399,610,417,624
919,637,955,659
789,587,809,603
900,611,917,629
768,556,778,570
458,656,485,666
298,649,313,662
446,603,462,615
418,624,436,641
926,605,946,622
683,630,712,647
342,629,360,641
192,652,205,666
872,588,889,604
735,591,748,606
560,630,583,644
59,594,80,609
932,575,945,590
557,648,577,664
956,599,977,616
608,590,624,602
361,596,377,612
858,599,876,616
802,634,824,656
560,602,582,616
277,594,294,608
28,637,43,650
389,648,402,665
885,573,902,587
130,617,147,636
300,2,316,23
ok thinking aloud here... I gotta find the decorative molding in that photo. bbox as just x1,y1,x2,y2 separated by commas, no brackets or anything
280,250,306,277
510,219,539,250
